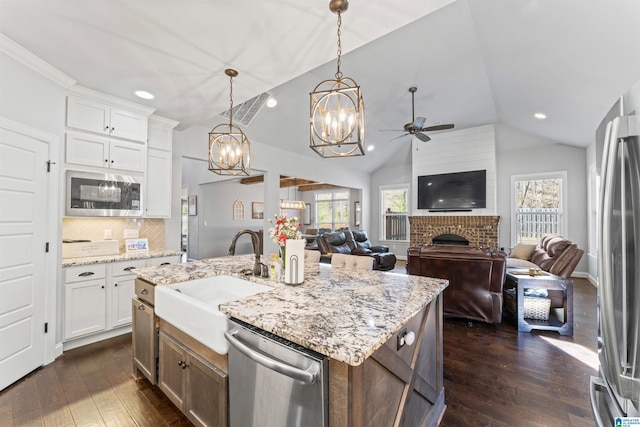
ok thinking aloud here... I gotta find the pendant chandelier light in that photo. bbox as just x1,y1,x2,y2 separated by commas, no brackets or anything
209,69,251,176
310,0,365,158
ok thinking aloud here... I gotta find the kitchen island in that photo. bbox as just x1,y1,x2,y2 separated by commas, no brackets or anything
134,255,448,427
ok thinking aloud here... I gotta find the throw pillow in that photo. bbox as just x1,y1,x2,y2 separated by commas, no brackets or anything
509,243,536,260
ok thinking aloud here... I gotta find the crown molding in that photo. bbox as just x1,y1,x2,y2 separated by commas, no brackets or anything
0,33,75,89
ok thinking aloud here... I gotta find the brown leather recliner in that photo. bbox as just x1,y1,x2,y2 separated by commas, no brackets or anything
407,245,507,324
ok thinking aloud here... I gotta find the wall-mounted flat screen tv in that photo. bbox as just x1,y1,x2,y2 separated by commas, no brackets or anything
417,170,486,211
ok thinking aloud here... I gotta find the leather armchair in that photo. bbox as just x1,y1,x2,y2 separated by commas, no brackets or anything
407,245,507,324
317,230,397,271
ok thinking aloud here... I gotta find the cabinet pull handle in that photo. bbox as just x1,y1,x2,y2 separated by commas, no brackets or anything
160,263,170,266
79,271,95,277
141,288,148,295
138,304,145,310
124,266,136,271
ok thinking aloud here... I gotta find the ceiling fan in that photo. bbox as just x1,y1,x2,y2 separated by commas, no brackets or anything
383,87,454,143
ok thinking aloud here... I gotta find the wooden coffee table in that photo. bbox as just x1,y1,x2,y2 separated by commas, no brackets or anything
504,269,573,336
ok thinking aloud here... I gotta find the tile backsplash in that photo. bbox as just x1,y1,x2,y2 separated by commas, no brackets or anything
63,218,166,252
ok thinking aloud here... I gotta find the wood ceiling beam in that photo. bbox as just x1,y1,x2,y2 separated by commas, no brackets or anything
239,175,322,188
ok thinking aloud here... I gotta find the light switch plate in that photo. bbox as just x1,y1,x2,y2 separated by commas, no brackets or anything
124,229,139,238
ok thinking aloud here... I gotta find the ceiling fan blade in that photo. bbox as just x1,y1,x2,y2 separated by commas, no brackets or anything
420,124,455,132
416,132,431,142
413,116,426,129
385,133,410,143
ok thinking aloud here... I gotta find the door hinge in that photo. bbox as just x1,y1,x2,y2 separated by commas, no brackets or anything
46,160,56,172
44,323,48,333
45,242,49,252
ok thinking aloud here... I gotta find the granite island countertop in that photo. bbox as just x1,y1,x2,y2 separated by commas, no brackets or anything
62,249,183,267
134,254,448,366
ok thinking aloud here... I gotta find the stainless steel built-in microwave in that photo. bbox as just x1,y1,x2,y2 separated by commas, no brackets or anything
66,171,143,217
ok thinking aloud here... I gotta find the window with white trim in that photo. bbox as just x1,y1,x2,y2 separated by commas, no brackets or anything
316,190,350,231
511,172,567,246
380,184,409,241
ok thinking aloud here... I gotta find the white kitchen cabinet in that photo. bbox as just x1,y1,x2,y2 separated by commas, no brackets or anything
110,259,147,328
67,94,149,143
145,148,172,217
63,264,107,340
63,257,161,348
66,132,146,172
145,115,178,218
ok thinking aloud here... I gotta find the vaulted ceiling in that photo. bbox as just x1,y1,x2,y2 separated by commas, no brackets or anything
2,0,639,173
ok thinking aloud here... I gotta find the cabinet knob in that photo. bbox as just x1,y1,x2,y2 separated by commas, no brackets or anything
178,360,188,369
105,125,109,130
105,159,108,163
114,283,118,287
111,127,115,132
138,304,145,310
101,285,105,289
141,288,148,295
405,331,416,346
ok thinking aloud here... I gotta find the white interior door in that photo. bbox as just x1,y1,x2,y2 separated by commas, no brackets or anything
0,122,50,390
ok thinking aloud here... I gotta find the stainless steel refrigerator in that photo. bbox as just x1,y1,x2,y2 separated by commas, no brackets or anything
590,80,640,426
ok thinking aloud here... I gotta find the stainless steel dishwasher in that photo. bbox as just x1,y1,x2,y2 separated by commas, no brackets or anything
224,318,328,427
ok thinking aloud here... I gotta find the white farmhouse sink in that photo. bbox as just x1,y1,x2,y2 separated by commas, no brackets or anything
155,275,271,354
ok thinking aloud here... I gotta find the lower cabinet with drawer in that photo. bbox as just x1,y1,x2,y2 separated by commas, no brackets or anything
63,256,179,350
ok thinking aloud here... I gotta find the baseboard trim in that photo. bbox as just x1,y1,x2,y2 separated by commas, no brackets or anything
62,326,132,351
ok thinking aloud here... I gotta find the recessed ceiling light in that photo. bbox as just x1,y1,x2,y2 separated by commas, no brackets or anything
266,97,277,108
534,112,547,119
367,145,375,152
135,90,154,100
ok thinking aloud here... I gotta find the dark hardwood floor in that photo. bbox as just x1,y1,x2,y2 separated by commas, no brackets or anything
0,278,597,426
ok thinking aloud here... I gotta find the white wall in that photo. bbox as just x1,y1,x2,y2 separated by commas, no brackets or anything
370,151,412,259
0,49,69,352
496,125,588,273
411,124,498,216
370,123,590,274
198,180,264,258
169,124,372,257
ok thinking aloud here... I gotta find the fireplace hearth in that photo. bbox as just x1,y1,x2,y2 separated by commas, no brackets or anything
409,215,500,249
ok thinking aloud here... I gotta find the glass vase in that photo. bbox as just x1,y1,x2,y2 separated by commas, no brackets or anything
279,244,286,270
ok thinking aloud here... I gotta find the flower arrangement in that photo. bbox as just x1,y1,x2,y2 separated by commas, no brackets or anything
268,213,302,246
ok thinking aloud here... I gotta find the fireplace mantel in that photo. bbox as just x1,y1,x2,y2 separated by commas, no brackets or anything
409,215,500,249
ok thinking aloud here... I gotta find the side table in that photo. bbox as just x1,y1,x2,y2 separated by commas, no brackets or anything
504,269,573,336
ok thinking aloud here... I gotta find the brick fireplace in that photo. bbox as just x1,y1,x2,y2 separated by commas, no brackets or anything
409,216,500,249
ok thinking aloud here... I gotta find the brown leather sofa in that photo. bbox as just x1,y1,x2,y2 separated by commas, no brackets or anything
407,245,507,324
507,234,584,307
317,230,397,271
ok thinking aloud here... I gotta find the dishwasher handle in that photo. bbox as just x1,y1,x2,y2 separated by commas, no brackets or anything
224,330,318,384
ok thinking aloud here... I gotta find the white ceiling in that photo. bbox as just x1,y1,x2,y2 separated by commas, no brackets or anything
2,0,640,173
